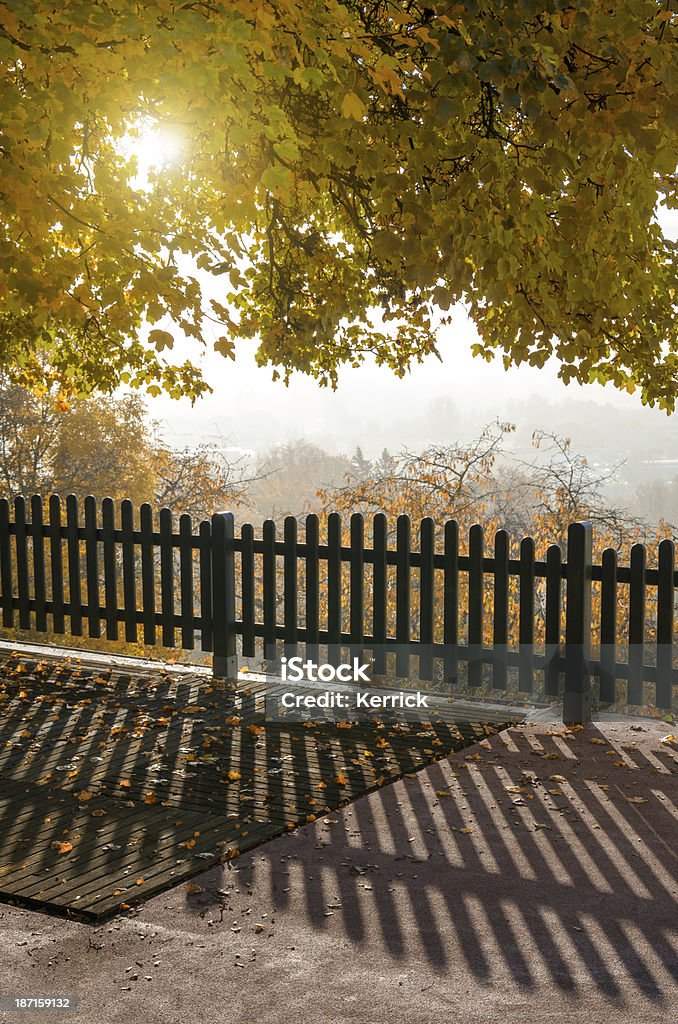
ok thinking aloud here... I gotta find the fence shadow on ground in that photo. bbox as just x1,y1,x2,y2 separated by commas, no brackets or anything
0,651,513,919
220,723,678,1005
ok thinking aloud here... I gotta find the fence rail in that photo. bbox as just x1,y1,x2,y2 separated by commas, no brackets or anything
0,494,676,723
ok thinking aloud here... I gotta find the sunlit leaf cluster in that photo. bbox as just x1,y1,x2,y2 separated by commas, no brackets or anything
0,1,676,402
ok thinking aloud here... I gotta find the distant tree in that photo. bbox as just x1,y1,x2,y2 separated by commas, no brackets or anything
0,380,250,515
350,446,373,482
152,442,252,521
246,440,351,520
373,447,398,480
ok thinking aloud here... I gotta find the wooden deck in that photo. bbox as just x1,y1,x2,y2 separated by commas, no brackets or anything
0,650,523,922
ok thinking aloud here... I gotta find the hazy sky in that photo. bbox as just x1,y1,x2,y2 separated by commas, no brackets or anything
143,204,678,462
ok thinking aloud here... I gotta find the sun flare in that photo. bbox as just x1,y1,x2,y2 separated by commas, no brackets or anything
121,121,187,179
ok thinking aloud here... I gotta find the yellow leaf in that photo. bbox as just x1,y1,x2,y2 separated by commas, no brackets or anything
91,809,106,817
51,841,73,854
75,790,93,801
143,791,158,805
119,779,132,788
341,91,366,121
459,827,473,834
335,772,347,785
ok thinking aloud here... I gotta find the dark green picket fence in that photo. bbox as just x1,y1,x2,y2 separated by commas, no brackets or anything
0,494,676,723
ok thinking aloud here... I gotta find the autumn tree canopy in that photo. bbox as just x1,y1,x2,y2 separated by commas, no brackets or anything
1,2,676,404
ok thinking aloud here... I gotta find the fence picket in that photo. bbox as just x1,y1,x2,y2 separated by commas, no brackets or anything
0,499,12,627
372,513,387,675
65,494,82,636
395,514,411,679
599,548,617,704
443,519,459,686
102,497,118,640
48,495,65,635
628,543,646,706
159,507,174,648
199,519,212,652
349,513,365,667
305,514,320,664
493,529,509,690
656,538,674,711
419,518,434,681
519,536,535,692
283,516,298,659
179,513,194,649
544,543,562,696
262,519,276,662
327,512,342,667
83,496,100,638
140,502,156,646
120,499,137,643
241,522,255,659
31,494,47,633
468,524,484,687
14,496,30,629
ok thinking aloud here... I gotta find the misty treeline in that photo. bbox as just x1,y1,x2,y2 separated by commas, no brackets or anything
0,381,674,560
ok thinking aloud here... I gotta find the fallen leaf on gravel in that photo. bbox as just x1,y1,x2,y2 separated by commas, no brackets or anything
186,883,204,894
625,796,648,804
549,775,567,783
661,734,676,746
506,785,527,794
459,827,473,834
435,790,452,797
588,738,606,745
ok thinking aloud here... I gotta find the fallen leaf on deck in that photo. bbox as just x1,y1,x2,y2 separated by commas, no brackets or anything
50,841,73,854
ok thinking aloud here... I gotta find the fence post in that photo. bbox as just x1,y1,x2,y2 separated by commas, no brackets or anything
563,521,593,725
212,511,238,679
